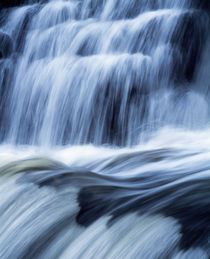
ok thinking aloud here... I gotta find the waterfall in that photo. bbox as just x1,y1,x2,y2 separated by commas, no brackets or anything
0,0,210,258
0,0,209,146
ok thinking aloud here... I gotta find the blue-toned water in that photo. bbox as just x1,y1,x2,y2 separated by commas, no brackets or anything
0,0,209,258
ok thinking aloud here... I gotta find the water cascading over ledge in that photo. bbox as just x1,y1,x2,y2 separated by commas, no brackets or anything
0,1,210,259
0,0,209,146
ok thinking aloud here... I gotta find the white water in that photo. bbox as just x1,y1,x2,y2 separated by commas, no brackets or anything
0,0,210,258
0,129,210,258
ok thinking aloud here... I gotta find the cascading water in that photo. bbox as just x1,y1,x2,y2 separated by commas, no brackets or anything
0,0,210,258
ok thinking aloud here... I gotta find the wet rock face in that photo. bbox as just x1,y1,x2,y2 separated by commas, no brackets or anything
0,0,25,9
192,0,210,12
170,11,209,84
0,31,13,59
0,0,44,9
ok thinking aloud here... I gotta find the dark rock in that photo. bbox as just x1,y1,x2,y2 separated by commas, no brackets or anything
190,0,210,12
170,11,209,83
0,0,25,9
0,31,13,59
0,0,45,9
